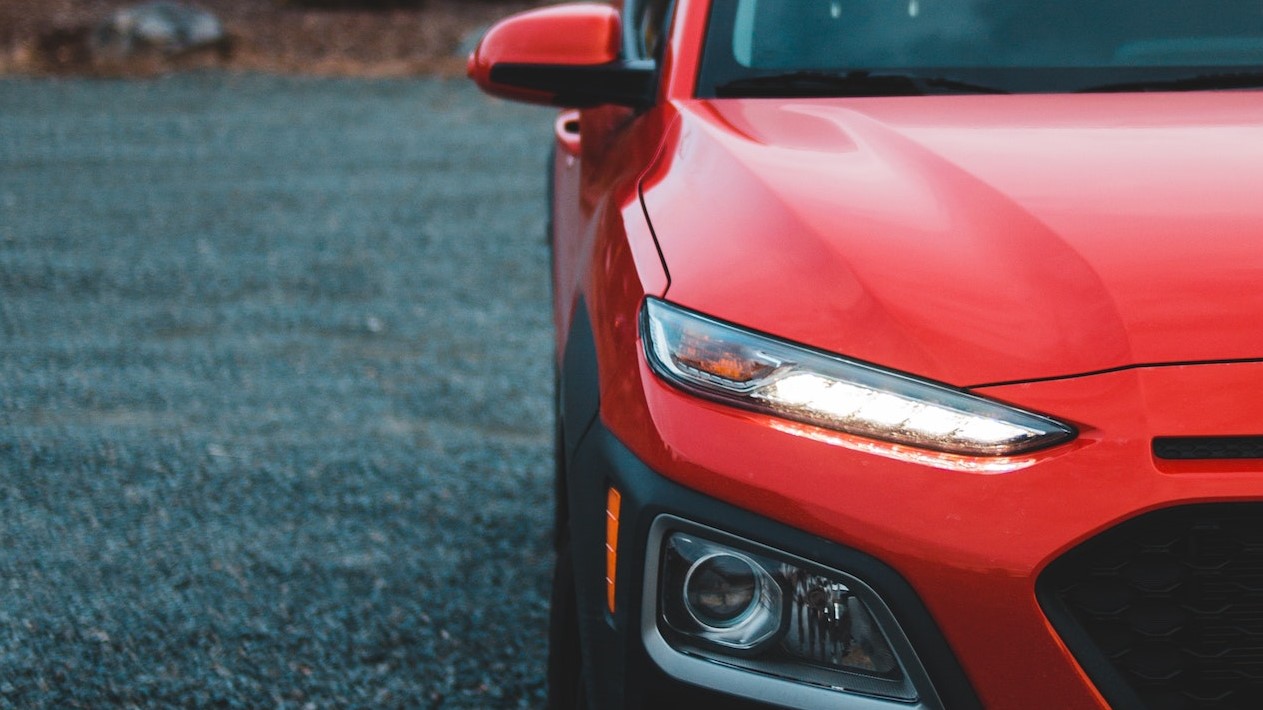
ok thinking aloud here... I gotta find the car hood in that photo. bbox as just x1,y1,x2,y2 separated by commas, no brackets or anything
640,92,1263,387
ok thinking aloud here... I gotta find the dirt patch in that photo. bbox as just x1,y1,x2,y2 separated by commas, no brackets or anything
0,0,551,76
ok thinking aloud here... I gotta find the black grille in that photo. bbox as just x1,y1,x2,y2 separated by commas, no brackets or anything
1154,437,1263,460
1040,505,1263,710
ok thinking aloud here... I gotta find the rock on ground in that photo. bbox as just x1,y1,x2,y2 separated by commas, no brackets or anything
91,2,228,58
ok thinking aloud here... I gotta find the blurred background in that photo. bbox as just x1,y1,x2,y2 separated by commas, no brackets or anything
0,0,561,707
0,0,550,75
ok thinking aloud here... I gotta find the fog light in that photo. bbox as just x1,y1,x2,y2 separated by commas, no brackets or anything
664,536,782,650
656,526,921,704
685,552,759,628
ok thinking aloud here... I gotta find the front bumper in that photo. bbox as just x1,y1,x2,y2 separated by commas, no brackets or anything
566,420,980,709
577,351,1263,708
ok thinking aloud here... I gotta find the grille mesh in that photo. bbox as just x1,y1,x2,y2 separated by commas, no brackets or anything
1040,505,1263,710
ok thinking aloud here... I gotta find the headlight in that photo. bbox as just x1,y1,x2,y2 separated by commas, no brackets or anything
642,298,1074,458
648,520,930,706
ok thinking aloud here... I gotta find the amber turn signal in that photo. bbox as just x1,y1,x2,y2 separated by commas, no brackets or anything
606,486,622,613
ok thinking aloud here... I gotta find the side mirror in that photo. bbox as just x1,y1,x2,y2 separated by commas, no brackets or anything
467,3,656,108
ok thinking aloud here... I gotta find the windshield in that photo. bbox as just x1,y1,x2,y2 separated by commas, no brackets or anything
699,0,1263,96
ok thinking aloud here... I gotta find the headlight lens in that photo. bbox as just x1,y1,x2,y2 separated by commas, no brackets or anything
684,552,763,629
642,298,1074,457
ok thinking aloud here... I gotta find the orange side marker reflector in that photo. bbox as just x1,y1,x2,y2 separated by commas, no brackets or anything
606,487,622,613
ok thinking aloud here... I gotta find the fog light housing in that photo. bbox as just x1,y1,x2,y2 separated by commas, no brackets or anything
667,542,783,649
648,519,934,707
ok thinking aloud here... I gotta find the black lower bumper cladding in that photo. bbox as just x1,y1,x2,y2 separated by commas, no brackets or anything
563,419,982,710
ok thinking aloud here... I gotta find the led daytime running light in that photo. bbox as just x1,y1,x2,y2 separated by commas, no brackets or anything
642,298,1074,457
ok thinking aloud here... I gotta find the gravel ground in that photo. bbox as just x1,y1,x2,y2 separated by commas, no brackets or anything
0,75,555,708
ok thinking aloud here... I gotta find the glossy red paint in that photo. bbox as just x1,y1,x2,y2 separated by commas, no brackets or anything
658,0,707,101
640,93,1263,387
472,1,1263,708
550,102,671,360
468,3,621,105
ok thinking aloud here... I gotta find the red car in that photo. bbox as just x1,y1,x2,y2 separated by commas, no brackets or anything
470,2,1263,708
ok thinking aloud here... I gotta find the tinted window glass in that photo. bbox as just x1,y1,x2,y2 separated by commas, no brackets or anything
732,0,1263,67
703,0,1263,94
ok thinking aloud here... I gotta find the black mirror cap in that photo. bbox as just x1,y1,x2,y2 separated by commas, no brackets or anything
488,59,658,109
